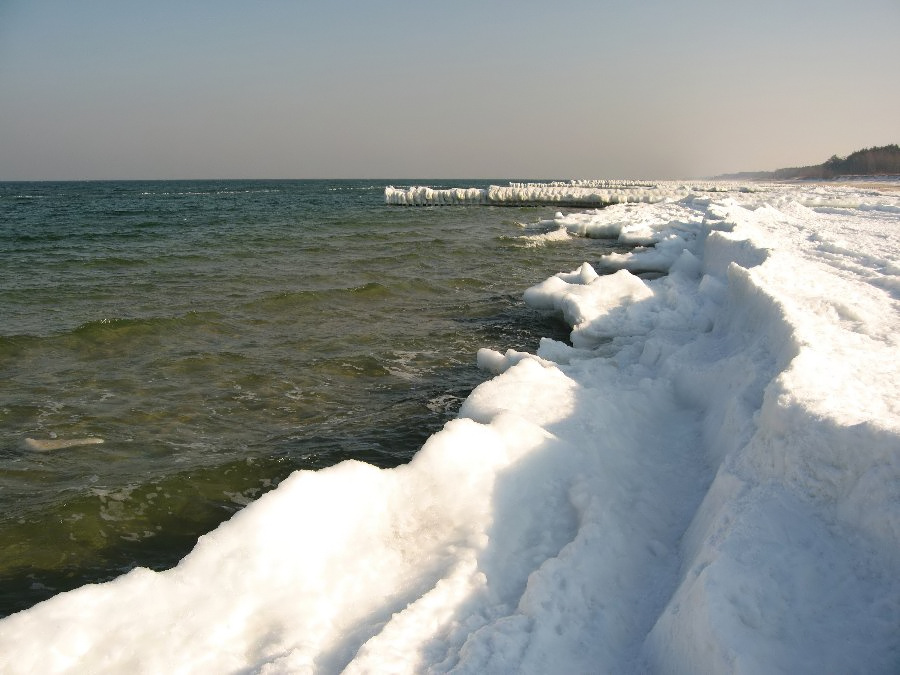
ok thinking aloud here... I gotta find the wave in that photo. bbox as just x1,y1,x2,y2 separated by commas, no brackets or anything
250,283,392,311
77,256,150,269
65,312,226,342
508,220,572,247
138,189,282,197
0,311,232,360
3,231,70,244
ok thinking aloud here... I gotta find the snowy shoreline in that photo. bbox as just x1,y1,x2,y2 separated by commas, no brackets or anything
1,181,898,673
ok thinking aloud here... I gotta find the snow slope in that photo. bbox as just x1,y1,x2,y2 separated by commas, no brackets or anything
1,182,898,674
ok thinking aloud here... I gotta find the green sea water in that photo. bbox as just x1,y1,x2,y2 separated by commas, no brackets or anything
0,179,617,616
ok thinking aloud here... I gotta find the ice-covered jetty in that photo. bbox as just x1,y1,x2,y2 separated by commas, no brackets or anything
384,180,758,207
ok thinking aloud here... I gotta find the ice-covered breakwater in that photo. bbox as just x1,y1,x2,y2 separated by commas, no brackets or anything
384,180,760,206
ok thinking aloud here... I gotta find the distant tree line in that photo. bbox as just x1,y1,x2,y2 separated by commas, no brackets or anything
719,144,900,180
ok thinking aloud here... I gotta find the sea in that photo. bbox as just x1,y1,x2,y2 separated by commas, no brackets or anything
0,179,620,617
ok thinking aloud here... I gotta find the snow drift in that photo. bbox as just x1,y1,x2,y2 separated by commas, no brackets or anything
1,181,898,674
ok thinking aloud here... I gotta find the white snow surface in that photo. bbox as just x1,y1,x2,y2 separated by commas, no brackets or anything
2,181,900,674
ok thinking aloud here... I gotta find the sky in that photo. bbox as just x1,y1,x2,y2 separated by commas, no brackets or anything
1,0,898,180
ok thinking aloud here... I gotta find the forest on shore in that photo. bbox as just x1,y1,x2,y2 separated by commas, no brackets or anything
719,144,900,180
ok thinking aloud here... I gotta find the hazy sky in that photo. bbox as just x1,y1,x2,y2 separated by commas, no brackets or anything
1,0,898,180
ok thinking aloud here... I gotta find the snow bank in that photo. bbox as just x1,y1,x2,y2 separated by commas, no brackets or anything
2,182,899,674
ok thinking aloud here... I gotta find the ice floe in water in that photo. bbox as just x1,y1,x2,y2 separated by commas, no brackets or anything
1,181,900,674
23,436,104,451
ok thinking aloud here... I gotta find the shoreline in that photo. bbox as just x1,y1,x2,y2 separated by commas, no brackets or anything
1,181,898,673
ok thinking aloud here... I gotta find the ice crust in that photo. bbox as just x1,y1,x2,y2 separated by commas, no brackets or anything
2,182,899,674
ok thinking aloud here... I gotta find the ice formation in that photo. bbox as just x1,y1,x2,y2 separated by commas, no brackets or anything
1,181,899,674
383,180,761,206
